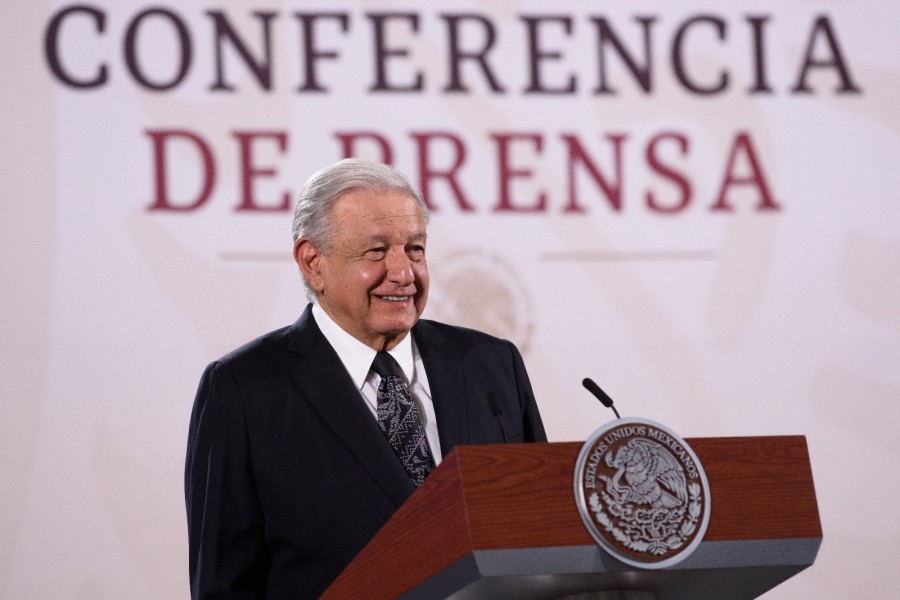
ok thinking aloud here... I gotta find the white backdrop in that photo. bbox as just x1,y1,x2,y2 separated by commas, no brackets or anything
3,1,899,598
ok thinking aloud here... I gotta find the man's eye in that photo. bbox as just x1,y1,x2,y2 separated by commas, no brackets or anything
365,248,386,259
408,246,425,259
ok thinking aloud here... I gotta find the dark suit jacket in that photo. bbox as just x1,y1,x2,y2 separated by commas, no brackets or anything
185,304,546,599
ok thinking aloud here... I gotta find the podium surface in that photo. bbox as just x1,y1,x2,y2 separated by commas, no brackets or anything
323,436,821,600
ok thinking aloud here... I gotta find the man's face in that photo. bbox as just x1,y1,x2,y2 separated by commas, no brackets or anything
307,190,429,350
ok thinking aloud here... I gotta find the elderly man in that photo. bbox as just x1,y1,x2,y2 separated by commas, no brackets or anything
185,159,546,599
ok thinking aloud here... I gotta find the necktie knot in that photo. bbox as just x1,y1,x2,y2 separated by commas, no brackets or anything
371,351,404,381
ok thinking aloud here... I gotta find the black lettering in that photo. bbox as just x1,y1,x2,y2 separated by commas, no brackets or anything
592,16,655,94
522,15,576,94
441,13,504,93
294,12,350,92
45,5,108,89
124,8,192,91
367,13,423,92
746,16,773,94
207,10,277,92
791,15,861,94
672,15,729,95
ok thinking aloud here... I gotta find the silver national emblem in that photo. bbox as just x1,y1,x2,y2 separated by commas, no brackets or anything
574,418,711,568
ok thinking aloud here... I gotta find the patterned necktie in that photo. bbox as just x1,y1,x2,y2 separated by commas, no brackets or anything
371,351,435,486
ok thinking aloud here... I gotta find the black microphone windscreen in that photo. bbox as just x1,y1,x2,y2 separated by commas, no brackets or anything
582,378,614,408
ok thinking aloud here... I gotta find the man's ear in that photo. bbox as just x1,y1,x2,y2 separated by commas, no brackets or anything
294,238,325,293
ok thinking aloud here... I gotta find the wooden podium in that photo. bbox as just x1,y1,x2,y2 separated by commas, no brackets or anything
322,436,821,599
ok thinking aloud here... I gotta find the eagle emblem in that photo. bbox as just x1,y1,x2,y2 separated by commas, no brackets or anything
574,419,711,568
602,438,688,509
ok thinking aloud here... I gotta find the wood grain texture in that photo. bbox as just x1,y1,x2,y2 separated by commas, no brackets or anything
693,436,822,540
322,436,821,598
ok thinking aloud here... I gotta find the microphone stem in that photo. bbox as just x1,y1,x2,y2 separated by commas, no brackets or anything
496,414,509,443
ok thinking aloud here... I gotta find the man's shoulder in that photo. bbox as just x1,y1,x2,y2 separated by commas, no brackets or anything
213,307,316,371
203,325,294,381
219,324,292,362
414,318,513,351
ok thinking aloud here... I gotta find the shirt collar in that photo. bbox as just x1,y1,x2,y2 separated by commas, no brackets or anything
312,302,416,388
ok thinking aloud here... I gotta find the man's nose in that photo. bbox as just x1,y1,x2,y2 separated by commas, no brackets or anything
385,249,414,285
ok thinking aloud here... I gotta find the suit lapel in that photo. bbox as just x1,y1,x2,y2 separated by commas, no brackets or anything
413,320,469,456
285,305,415,507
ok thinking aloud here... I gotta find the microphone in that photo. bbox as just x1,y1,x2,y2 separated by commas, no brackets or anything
582,378,621,419
486,392,509,443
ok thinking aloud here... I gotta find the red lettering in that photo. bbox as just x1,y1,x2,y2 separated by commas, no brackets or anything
410,131,473,212
491,133,546,212
645,132,691,213
711,132,780,212
233,131,290,211
561,133,626,213
145,129,215,211
142,127,782,216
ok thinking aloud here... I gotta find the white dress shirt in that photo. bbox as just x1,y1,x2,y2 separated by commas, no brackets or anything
311,303,442,465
